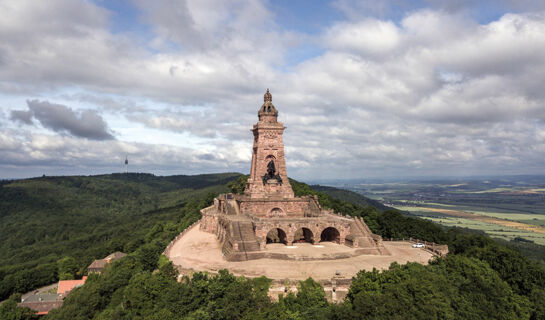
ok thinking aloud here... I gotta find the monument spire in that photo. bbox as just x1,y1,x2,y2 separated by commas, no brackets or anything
264,88,272,102
246,89,293,198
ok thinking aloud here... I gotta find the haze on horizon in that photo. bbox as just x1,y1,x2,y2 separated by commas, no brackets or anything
1,0,545,180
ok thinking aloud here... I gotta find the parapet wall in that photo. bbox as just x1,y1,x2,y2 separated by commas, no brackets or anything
223,246,386,262
163,219,201,257
408,238,449,257
384,237,449,257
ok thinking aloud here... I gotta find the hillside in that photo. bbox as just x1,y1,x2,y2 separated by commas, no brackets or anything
0,174,544,319
310,185,390,211
0,173,239,301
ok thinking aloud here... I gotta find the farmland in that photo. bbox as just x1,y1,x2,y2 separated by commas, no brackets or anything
332,175,545,245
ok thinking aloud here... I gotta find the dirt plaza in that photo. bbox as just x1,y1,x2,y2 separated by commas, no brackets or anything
167,223,434,281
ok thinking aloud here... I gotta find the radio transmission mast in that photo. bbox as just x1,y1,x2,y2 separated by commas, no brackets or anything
124,155,128,173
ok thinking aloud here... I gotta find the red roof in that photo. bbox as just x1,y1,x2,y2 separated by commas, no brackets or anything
58,276,88,295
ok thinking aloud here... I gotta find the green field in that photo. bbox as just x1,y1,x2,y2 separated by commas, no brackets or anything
422,216,545,246
396,205,545,226
342,176,545,246
393,204,545,245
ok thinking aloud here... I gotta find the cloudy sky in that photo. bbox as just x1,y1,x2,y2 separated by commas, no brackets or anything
1,0,545,180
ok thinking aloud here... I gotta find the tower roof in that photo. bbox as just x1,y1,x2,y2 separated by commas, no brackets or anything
258,88,278,121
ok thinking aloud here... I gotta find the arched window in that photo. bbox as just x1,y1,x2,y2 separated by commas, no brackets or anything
268,207,285,217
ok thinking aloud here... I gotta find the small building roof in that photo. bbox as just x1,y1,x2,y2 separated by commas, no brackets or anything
58,276,87,295
19,301,63,315
19,292,63,315
104,251,127,261
88,259,108,270
87,252,127,273
22,293,60,303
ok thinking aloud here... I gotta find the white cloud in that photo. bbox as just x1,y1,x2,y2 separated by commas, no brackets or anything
1,1,545,179
325,19,401,57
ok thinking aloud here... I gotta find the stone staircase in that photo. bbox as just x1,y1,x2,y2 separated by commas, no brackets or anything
225,199,240,215
356,217,372,234
223,220,260,260
348,218,376,247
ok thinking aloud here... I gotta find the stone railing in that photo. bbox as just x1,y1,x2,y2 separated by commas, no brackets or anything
201,205,217,215
409,238,449,257
250,214,352,224
163,219,202,257
382,237,449,257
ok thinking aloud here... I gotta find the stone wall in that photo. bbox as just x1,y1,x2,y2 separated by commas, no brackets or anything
199,206,218,233
408,238,449,257
253,216,352,247
268,278,353,303
239,198,311,217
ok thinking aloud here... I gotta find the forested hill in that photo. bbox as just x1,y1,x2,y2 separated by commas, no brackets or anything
310,185,389,211
0,172,388,303
0,172,240,302
1,174,544,319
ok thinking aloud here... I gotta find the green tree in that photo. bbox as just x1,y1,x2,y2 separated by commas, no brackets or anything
0,294,37,320
293,278,330,320
57,256,78,280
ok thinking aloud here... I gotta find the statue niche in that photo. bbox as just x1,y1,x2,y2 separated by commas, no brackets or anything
262,160,283,185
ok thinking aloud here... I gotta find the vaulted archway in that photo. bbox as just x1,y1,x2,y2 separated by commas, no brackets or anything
266,228,288,245
320,227,340,243
293,227,314,244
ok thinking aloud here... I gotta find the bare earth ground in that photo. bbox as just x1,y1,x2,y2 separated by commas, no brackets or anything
167,223,433,281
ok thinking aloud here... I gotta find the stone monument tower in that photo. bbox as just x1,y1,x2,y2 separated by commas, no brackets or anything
199,89,386,261
245,89,294,198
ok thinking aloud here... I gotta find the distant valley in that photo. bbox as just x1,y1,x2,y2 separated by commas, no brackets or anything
333,176,545,246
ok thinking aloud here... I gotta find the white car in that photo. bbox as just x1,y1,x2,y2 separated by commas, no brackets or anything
412,243,425,248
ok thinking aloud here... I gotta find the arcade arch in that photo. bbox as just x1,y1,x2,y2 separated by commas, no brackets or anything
320,227,340,243
293,227,314,244
266,228,288,245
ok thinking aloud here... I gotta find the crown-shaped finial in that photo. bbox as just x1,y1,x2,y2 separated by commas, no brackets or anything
264,88,272,102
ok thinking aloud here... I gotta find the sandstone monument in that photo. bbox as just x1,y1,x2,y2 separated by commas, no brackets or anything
199,89,387,261
166,89,442,301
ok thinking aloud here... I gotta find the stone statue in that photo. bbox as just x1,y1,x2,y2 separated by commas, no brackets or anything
262,160,283,184
267,160,276,176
